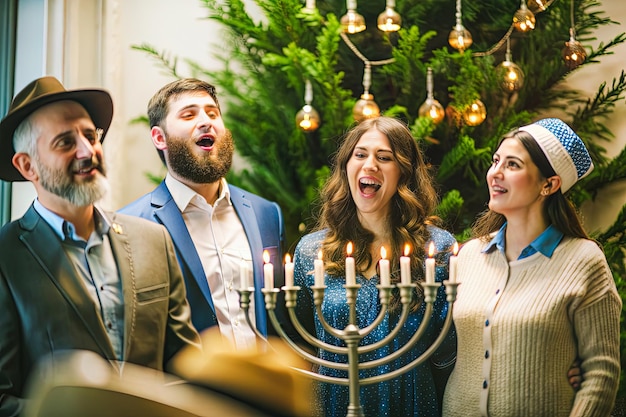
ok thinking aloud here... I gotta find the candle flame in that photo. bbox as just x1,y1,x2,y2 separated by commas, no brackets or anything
285,253,291,264
453,242,459,256
263,250,270,264
346,241,353,256
404,244,411,257
317,249,323,260
428,241,435,258
380,246,387,260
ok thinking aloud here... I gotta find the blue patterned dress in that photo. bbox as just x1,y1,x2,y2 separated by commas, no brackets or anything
293,226,457,417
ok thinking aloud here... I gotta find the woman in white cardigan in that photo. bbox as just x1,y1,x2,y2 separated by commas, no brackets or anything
442,118,621,417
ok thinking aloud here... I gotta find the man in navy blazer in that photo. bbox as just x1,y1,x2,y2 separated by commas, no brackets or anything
120,78,285,346
0,76,201,416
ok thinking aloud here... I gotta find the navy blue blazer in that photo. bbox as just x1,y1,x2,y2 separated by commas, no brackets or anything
119,181,285,336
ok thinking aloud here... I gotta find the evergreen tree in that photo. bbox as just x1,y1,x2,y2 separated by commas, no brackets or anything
134,0,626,397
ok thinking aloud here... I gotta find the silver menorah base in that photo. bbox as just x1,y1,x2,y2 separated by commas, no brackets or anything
239,280,458,417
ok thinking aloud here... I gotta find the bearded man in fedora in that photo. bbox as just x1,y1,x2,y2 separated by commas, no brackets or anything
0,76,201,416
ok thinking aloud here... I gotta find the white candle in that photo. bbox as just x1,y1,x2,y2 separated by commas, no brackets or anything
345,242,356,286
449,242,459,283
314,250,324,287
240,258,250,289
425,242,435,284
284,253,294,287
379,246,390,286
263,250,274,289
400,243,411,285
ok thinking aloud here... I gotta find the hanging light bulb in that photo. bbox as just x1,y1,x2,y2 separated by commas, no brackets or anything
513,1,536,32
496,38,525,92
562,0,586,70
377,0,402,32
353,64,380,122
562,30,586,69
448,0,473,52
418,67,445,124
340,0,366,34
295,80,321,132
462,99,487,126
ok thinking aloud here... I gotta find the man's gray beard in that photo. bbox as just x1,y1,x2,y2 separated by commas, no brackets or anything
165,130,234,184
35,155,109,206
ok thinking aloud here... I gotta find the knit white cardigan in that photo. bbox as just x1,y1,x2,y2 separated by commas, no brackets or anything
442,236,621,417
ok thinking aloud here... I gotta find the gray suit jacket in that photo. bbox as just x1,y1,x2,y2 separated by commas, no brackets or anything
0,205,200,416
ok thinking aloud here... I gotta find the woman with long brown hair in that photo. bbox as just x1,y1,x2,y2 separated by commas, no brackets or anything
294,116,457,416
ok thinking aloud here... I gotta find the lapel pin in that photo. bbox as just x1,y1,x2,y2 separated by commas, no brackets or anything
111,223,123,234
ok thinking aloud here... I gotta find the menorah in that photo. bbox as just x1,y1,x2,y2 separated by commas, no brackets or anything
238,245,459,417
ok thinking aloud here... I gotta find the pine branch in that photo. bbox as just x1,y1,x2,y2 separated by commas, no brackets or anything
130,44,180,78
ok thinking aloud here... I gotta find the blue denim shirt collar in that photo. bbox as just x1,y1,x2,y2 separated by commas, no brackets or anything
483,223,564,260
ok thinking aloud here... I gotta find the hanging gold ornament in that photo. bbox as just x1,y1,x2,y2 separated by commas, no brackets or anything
496,38,525,92
418,68,445,124
353,93,380,122
448,0,472,52
295,80,321,132
449,25,473,52
377,0,402,32
497,61,525,92
562,28,586,70
296,105,321,132
340,0,366,34
353,64,380,122
462,99,487,126
513,2,536,32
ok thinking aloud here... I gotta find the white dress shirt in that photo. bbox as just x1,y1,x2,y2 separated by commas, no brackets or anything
165,175,256,349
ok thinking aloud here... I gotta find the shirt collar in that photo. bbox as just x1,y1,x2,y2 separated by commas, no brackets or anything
482,223,564,259
33,199,110,242
165,174,231,212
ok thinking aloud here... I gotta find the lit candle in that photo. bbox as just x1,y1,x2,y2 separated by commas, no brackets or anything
314,250,324,287
449,242,459,284
284,253,294,287
400,244,411,285
345,242,356,286
379,246,390,286
263,250,274,289
240,258,250,289
425,242,435,284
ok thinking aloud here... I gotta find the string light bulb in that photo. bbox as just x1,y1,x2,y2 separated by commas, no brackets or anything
418,68,445,124
496,38,525,92
462,99,487,126
513,1,536,32
353,64,380,122
295,80,321,132
377,0,402,32
341,0,366,34
448,0,473,52
562,0,586,70
562,28,586,69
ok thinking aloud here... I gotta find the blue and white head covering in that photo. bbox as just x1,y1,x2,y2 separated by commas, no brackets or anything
518,118,593,193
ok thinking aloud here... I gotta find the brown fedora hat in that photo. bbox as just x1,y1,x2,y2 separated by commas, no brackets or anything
0,76,113,182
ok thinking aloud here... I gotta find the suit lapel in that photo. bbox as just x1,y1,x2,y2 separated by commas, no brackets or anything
19,206,115,359
105,213,136,361
152,183,215,313
229,186,267,334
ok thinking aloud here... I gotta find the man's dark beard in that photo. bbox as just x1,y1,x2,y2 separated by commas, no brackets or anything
165,129,234,184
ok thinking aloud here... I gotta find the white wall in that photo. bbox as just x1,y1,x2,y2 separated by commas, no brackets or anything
569,1,626,234
100,0,224,211
10,0,626,240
